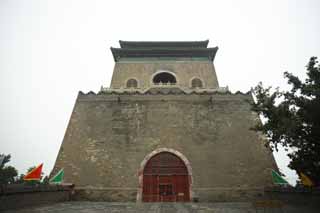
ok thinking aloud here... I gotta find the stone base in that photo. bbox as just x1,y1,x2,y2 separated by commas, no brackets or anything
193,187,265,202
73,187,266,202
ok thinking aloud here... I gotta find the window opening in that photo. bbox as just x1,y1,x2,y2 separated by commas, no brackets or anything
191,78,203,88
126,79,138,88
153,72,176,84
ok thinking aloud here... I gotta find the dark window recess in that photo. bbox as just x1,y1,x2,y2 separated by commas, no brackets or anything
153,73,176,84
191,78,203,88
126,79,138,88
159,184,173,195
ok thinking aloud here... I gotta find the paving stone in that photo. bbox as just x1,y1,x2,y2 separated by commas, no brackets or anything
3,202,319,213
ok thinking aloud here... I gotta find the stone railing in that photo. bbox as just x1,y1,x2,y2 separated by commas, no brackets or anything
152,82,177,86
100,85,230,94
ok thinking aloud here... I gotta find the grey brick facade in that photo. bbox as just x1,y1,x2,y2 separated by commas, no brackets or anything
52,41,277,201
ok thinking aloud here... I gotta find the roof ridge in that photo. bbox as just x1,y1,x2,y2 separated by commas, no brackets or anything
119,40,209,49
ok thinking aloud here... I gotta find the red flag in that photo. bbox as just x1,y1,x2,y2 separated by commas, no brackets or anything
24,163,43,180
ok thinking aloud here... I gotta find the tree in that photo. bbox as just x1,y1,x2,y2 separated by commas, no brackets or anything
42,175,49,185
0,154,18,185
14,174,25,184
252,57,320,186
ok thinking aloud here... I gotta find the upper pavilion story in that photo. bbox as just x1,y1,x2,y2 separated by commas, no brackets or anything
104,40,225,93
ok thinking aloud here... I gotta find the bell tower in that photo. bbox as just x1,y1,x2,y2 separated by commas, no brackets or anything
52,40,277,202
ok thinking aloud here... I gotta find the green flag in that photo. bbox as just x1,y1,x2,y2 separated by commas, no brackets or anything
50,169,64,184
271,170,288,185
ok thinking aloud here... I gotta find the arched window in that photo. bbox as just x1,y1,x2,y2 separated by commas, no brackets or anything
126,79,138,88
153,72,176,84
191,78,203,88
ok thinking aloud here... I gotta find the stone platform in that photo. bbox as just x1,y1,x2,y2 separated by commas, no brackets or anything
3,202,319,213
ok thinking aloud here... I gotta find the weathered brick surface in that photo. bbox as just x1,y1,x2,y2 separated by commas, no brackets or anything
110,61,219,89
52,93,277,201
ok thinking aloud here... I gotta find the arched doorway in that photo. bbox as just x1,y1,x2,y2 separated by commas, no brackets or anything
141,151,191,202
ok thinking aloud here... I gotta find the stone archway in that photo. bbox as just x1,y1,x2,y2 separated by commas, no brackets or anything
137,148,193,202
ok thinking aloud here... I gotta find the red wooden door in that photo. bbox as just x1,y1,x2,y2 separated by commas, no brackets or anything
142,152,190,202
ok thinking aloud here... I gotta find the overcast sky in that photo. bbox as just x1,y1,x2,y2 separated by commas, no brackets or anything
1,0,319,185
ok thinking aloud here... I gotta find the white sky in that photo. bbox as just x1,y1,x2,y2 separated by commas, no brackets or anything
1,0,319,185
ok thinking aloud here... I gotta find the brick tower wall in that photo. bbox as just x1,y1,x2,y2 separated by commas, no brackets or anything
110,61,219,89
52,93,277,201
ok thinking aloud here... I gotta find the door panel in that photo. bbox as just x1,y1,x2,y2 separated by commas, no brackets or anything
142,152,190,202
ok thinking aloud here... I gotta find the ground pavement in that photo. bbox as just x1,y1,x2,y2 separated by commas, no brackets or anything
3,202,319,213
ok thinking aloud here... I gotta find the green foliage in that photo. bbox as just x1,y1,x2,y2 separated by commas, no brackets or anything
252,57,320,186
0,154,11,168
0,154,18,185
42,176,49,185
14,174,25,184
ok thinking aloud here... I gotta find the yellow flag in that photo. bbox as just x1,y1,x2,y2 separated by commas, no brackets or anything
300,172,314,187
